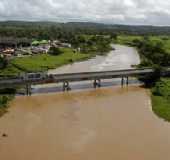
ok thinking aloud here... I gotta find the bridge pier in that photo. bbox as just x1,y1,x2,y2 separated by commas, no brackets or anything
26,84,31,96
121,77,124,87
126,77,129,86
121,77,129,87
63,81,71,91
93,79,101,88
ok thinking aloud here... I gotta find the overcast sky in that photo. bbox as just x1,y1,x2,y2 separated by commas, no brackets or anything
0,0,170,25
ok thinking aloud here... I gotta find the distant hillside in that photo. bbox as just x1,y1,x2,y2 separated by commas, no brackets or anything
66,22,170,35
1,21,170,39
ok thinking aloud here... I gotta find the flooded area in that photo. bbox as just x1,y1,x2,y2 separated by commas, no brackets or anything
1,87,170,160
1,44,170,160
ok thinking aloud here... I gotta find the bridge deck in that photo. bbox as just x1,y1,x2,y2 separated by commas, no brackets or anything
0,68,169,90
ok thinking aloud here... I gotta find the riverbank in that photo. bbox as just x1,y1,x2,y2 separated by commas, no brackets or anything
0,48,92,75
116,35,170,121
152,78,170,121
0,95,13,117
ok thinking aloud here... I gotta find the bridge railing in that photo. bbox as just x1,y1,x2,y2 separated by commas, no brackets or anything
50,68,153,77
0,67,169,86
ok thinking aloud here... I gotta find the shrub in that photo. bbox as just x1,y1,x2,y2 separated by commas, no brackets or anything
48,47,63,55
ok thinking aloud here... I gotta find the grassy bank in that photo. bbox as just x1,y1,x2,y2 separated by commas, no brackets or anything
0,48,92,75
0,95,14,117
152,78,170,121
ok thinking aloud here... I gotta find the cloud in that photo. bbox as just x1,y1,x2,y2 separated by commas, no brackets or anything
0,0,170,25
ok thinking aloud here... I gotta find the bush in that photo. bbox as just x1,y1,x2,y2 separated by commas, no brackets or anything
48,47,63,55
0,57,8,69
152,78,170,122
152,79,170,100
0,95,14,117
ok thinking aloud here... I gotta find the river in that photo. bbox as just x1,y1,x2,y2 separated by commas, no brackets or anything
1,44,170,160
32,44,140,93
48,44,140,74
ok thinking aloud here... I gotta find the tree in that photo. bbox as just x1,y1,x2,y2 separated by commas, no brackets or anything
110,33,117,40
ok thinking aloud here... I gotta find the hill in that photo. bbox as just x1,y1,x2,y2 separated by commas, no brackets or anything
1,21,170,39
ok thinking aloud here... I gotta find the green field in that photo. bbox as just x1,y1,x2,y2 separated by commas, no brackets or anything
149,36,170,54
152,78,170,121
116,35,142,45
0,48,91,75
117,35,170,54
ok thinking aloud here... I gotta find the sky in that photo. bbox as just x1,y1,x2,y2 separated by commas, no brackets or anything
0,0,170,26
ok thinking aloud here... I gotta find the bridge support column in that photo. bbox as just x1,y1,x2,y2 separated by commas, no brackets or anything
93,79,101,88
126,77,129,86
63,82,71,91
26,84,31,96
121,77,124,87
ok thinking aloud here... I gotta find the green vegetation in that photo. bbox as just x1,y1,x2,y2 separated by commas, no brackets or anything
71,35,112,54
0,95,14,117
48,47,63,56
0,33,113,76
116,35,142,46
32,40,48,46
152,79,170,121
0,56,8,69
0,48,91,74
2,21,170,40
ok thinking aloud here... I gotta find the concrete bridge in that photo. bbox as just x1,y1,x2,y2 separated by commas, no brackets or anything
0,67,170,95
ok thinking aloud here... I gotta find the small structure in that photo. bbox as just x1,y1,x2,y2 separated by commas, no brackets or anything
52,40,72,48
31,46,50,54
31,40,50,54
60,43,72,48
15,48,32,56
2,48,15,57
31,40,40,46
31,40,49,47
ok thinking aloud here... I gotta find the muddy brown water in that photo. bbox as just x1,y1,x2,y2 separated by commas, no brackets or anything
1,86,170,160
1,44,170,160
